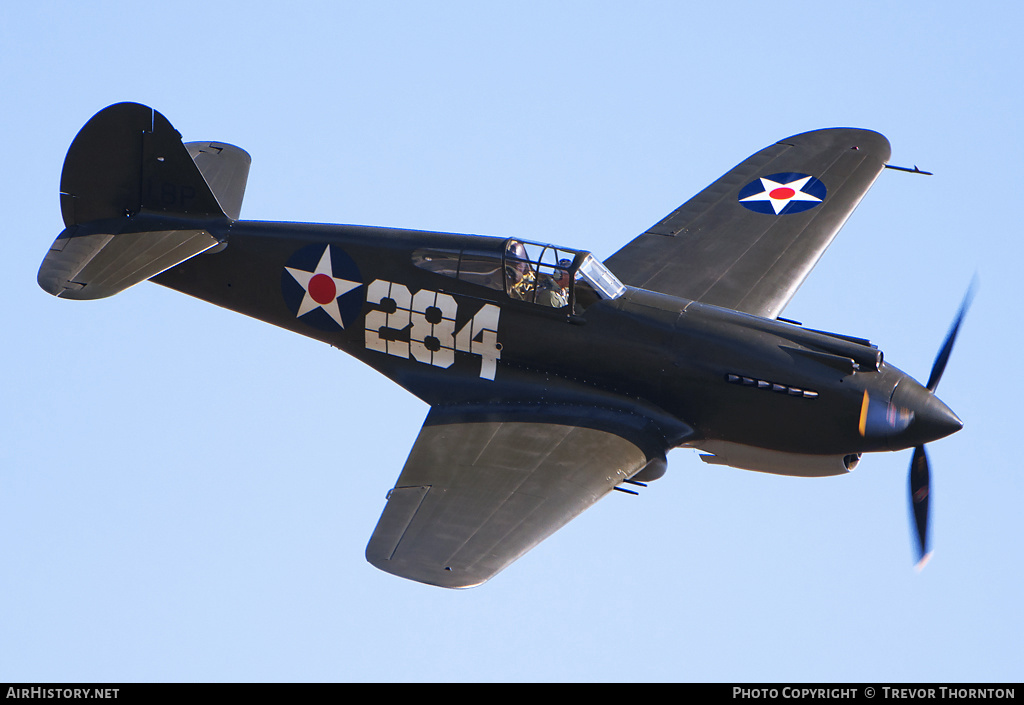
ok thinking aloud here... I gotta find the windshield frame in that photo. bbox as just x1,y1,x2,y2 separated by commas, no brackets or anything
574,253,626,301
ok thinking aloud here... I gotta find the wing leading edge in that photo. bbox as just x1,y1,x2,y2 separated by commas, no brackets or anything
366,405,677,588
604,128,891,319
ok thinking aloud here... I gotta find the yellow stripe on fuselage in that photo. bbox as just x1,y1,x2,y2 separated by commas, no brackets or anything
858,390,870,437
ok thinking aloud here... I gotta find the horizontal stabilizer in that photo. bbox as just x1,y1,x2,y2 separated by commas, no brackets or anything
185,141,251,220
38,223,218,299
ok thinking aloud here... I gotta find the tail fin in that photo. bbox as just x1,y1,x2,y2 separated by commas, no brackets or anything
59,102,228,225
40,103,248,300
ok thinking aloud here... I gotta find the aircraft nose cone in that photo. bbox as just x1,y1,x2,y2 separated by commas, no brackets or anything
891,382,962,448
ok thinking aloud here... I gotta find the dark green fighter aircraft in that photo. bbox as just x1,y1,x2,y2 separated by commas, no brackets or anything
39,103,969,588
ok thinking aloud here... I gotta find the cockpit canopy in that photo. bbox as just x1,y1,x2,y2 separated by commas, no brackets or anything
413,238,625,311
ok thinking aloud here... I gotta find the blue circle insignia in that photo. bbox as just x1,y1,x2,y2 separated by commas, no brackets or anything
738,173,827,215
281,244,364,331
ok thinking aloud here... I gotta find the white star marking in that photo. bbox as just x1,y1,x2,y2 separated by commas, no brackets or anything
284,246,361,327
739,175,823,214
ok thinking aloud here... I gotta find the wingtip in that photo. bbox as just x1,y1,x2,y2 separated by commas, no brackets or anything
915,552,933,572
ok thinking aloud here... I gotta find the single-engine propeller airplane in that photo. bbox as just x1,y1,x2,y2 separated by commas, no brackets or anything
39,103,969,588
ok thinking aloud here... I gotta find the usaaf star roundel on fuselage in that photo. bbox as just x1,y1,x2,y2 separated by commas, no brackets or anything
282,244,364,331
738,173,827,215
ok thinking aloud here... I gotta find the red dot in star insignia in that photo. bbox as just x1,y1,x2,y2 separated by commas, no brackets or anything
769,187,796,200
308,273,337,305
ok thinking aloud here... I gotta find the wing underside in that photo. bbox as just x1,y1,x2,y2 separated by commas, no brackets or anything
366,406,668,588
604,128,892,318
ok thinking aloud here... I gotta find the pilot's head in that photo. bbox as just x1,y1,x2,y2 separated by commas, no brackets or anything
507,241,529,280
556,258,572,286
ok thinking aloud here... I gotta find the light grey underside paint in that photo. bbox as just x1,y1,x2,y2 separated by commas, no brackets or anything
38,226,218,299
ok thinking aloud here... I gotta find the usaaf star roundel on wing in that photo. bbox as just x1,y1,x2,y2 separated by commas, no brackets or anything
282,244,364,331
738,173,827,215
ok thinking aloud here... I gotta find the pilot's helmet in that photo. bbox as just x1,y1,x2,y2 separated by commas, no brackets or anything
556,258,573,285
507,241,529,279
507,240,528,260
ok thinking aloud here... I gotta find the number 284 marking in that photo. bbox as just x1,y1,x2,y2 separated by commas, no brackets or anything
364,279,501,380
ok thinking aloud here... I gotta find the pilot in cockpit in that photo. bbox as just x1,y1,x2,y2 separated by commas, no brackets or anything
535,259,571,308
506,241,533,301
506,241,570,308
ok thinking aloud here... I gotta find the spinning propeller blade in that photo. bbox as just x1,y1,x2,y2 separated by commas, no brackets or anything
909,445,931,567
926,280,976,393
908,280,975,568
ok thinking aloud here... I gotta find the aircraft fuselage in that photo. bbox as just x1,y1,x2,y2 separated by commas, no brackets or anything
152,220,959,471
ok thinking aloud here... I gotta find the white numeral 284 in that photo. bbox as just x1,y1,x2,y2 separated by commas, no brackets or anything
364,279,501,380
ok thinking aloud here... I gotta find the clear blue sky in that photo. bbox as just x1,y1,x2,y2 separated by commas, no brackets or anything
3,1,1021,682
